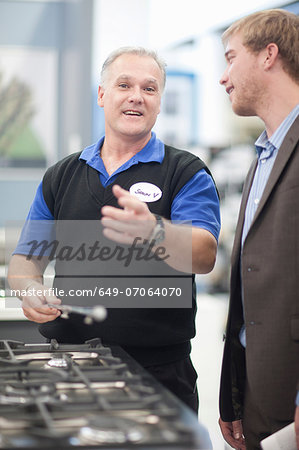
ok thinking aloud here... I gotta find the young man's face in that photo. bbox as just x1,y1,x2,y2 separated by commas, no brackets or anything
98,54,163,142
220,32,264,117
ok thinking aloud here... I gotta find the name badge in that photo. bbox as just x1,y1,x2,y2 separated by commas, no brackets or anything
129,182,162,203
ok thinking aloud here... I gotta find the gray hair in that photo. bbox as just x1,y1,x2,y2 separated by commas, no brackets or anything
100,46,167,90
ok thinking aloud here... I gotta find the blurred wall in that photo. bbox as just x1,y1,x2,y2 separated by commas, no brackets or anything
1,0,298,271
0,0,93,227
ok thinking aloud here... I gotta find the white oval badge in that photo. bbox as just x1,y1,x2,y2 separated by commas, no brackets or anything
129,182,162,203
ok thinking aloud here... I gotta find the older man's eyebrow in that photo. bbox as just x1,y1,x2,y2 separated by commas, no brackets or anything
115,75,159,86
115,75,131,83
144,78,159,86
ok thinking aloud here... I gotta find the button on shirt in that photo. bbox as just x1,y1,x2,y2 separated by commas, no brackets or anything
240,104,299,347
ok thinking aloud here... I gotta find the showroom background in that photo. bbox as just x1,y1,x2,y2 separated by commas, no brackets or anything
1,1,298,448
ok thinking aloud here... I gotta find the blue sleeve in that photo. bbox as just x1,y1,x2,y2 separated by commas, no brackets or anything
296,391,299,406
13,181,54,255
25,181,54,220
171,169,221,241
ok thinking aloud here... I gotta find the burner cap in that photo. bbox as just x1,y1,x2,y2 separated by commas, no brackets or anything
46,356,69,368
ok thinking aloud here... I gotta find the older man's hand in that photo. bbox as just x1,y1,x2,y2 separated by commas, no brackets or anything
101,184,156,244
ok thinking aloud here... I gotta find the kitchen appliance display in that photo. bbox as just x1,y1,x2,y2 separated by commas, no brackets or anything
0,339,210,449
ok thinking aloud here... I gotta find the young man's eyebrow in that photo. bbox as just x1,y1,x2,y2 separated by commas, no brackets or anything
224,49,234,60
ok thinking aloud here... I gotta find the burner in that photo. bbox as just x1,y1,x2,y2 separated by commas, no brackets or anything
46,356,69,368
78,416,146,445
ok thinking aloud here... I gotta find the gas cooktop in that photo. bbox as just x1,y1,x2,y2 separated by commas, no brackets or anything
0,339,211,449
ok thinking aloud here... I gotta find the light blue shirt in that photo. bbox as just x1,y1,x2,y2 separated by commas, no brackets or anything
240,104,299,347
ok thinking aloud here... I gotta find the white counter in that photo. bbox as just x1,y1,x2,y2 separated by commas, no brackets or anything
0,298,27,321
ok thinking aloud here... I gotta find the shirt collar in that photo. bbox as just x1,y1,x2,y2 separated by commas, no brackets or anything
79,132,164,173
255,104,299,157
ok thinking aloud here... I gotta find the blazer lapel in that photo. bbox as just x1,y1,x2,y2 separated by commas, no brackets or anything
231,115,299,265
248,115,299,233
231,158,257,264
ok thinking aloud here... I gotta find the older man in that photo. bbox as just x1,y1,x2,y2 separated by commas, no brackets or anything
8,47,220,413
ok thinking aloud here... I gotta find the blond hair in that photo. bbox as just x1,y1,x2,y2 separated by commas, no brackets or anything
222,9,299,83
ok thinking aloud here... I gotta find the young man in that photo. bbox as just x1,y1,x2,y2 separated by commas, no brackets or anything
218,9,299,450
8,47,220,413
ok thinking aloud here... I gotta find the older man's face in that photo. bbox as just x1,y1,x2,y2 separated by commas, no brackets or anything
98,54,163,142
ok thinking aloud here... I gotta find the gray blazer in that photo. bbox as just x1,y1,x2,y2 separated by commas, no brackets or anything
219,115,299,427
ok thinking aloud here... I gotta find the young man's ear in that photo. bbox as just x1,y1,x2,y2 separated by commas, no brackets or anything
263,43,279,70
97,85,105,107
